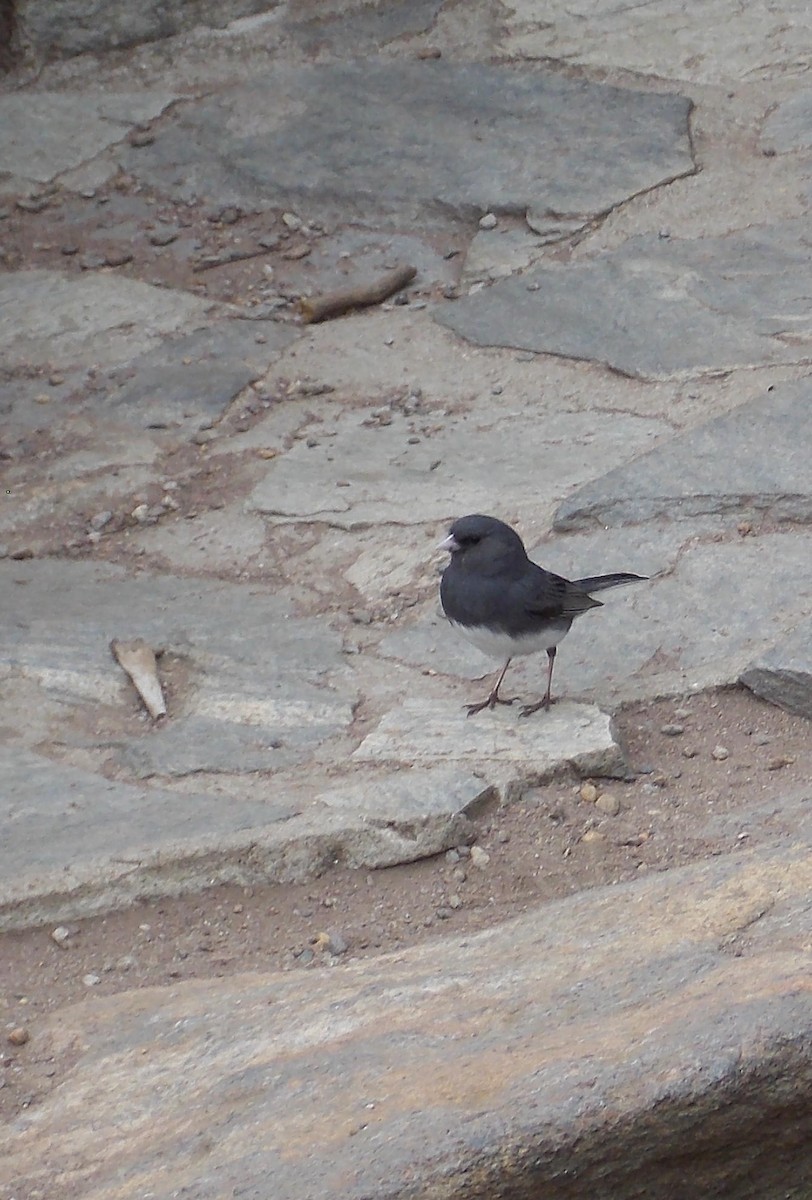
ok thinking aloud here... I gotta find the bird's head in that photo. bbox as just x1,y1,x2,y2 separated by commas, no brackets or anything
438,514,527,568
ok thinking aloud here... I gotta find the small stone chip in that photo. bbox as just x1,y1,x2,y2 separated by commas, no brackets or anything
711,745,729,761
51,925,73,948
660,723,685,736
595,793,620,816
579,782,598,803
8,1027,29,1046
470,845,490,868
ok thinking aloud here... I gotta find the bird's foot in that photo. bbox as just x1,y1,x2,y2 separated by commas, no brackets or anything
519,696,554,718
464,694,519,717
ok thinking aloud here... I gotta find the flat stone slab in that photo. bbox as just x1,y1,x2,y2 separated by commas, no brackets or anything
503,0,812,85
5,842,810,1199
99,318,298,430
740,617,812,720
17,0,273,58
0,92,176,186
760,90,812,154
248,399,669,528
438,221,812,378
0,559,354,777
353,699,626,791
0,270,209,369
381,522,812,705
553,379,812,530
0,755,491,930
120,60,693,221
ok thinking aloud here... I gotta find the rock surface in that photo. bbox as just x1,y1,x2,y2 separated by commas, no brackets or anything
4,842,810,1199
120,60,693,222
438,223,812,378
740,617,812,719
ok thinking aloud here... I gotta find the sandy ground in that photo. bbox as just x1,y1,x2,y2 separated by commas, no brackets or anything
3,686,809,1122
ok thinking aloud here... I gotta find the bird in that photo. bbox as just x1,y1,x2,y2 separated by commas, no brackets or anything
438,514,647,717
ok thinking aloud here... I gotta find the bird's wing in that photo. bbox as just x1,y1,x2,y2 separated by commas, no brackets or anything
523,568,602,620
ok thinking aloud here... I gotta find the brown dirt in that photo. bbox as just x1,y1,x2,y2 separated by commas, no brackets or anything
2,686,810,1122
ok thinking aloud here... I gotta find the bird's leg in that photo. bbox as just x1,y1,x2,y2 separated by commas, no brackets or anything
465,659,517,717
519,647,557,718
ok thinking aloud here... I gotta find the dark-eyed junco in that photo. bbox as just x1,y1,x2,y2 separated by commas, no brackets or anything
439,514,647,717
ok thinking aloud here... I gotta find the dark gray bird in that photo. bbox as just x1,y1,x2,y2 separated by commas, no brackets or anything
439,514,646,717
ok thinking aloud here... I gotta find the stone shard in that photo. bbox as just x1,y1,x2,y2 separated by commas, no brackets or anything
120,60,693,222
740,617,812,720
553,379,812,531
438,221,812,378
3,843,810,1198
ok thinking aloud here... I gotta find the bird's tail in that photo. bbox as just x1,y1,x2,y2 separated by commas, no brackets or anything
574,572,648,595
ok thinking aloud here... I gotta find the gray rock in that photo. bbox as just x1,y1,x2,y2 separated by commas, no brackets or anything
0,92,176,185
0,557,355,771
0,271,208,369
121,60,692,223
287,0,442,58
249,402,668,528
17,0,278,58
101,319,298,429
316,768,494,867
437,221,812,378
352,699,627,794
760,91,812,154
502,0,812,86
554,379,812,530
4,843,810,1198
740,617,812,719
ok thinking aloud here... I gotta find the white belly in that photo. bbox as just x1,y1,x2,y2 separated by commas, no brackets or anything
449,620,570,662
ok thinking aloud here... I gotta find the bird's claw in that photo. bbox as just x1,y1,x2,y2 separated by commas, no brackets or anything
519,697,554,718
464,694,519,717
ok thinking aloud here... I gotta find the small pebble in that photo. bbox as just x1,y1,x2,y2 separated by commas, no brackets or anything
751,732,771,746
580,828,606,845
7,1027,29,1046
491,385,503,395
131,503,150,522
89,510,113,531
282,211,301,230
322,931,348,956
711,745,729,761
445,848,460,864
579,782,598,803
660,723,685,737
452,866,467,884
470,845,490,868
595,793,620,816
767,756,793,771
448,894,463,910
479,212,498,229
149,226,179,246
83,974,101,987
435,906,452,920
681,746,698,759
103,249,134,267
51,925,74,948
456,845,471,858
